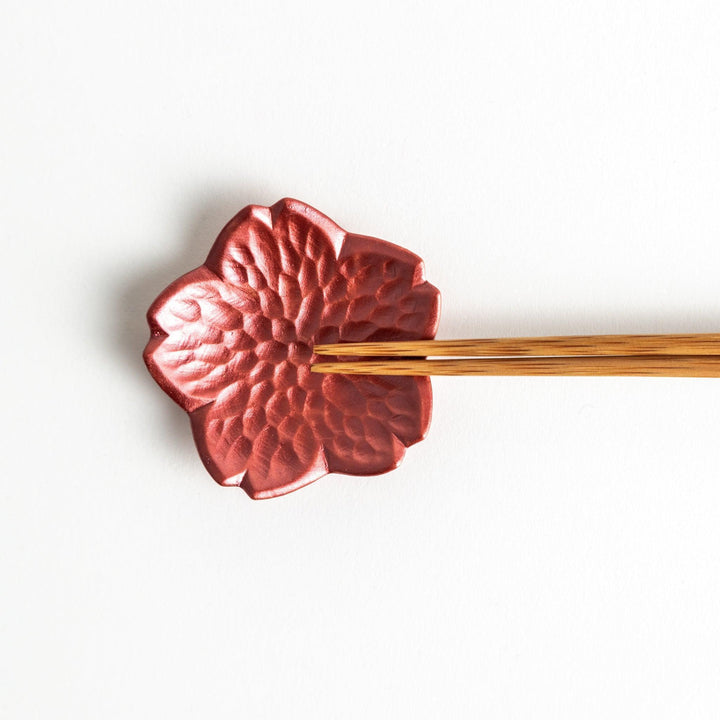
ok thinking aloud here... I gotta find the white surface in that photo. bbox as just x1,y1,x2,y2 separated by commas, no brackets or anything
2,1,720,717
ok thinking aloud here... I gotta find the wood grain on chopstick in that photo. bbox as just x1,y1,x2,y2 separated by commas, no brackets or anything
310,355,720,377
313,333,720,358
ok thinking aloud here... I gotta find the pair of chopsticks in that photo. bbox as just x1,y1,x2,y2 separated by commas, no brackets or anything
310,333,720,377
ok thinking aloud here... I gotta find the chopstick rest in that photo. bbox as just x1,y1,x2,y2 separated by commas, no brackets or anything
143,198,440,499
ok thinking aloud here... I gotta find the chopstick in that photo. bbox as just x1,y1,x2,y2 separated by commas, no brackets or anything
310,333,720,377
313,333,720,358
310,355,720,377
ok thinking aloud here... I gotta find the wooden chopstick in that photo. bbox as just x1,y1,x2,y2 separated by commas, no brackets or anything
310,333,720,376
310,355,720,377
313,333,720,358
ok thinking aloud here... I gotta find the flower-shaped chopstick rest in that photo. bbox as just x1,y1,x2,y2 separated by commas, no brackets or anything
144,199,440,498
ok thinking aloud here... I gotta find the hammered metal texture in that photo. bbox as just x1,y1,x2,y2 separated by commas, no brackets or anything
144,199,441,498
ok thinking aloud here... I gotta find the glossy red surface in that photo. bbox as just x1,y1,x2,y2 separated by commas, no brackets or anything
144,199,440,498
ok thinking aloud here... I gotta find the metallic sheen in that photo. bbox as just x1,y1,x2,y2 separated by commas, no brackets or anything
144,199,441,498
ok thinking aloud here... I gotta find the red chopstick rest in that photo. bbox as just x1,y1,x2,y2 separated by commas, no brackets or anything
144,198,440,498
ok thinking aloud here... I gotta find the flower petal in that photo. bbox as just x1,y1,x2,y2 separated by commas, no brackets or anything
191,382,328,498
190,381,255,482
317,374,432,475
144,266,261,412
242,424,328,499
206,199,346,340
319,233,440,344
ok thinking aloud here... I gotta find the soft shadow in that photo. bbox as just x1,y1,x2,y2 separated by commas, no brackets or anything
108,185,268,449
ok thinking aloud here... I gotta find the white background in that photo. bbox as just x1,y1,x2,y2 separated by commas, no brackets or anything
2,1,720,717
